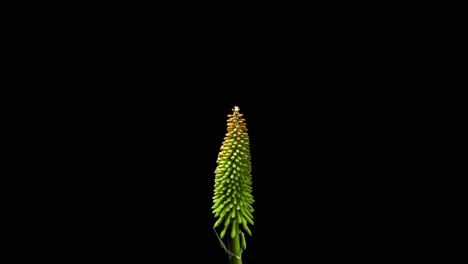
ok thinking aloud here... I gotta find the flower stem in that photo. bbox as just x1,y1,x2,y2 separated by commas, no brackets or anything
228,221,242,264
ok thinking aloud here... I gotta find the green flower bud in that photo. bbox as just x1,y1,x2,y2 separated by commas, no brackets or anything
212,106,254,240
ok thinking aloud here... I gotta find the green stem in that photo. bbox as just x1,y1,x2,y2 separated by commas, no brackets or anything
228,221,242,264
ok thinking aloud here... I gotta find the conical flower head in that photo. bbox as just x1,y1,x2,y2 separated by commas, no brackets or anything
212,106,254,239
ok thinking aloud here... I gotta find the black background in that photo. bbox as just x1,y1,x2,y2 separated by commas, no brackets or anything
2,3,465,263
